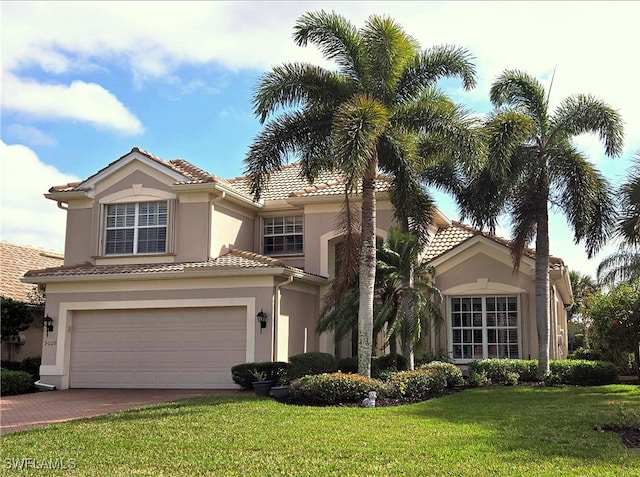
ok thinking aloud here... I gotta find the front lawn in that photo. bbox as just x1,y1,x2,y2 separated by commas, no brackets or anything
1,385,639,476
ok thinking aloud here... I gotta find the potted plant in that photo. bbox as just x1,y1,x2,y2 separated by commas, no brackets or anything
250,369,274,397
269,372,290,400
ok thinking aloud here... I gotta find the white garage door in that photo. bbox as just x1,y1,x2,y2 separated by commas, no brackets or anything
70,307,246,389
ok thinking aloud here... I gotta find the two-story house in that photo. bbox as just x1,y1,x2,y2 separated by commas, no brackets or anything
24,148,572,389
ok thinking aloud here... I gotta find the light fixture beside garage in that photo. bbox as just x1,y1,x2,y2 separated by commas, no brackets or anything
256,309,267,332
43,314,54,336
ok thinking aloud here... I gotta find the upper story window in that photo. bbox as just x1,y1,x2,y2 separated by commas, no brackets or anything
263,216,303,255
105,201,168,255
450,296,519,361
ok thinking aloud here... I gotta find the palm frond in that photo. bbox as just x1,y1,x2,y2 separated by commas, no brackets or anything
509,179,542,270
490,70,548,128
397,44,476,101
550,94,624,157
617,152,640,247
549,144,616,258
253,63,353,123
597,249,640,288
293,10,363,81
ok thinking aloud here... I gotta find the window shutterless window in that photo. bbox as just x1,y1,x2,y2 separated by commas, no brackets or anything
262,216,303,255
104,201,168,255
450,296,519,360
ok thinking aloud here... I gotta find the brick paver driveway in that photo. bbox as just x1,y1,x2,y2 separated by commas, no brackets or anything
0,389,243,435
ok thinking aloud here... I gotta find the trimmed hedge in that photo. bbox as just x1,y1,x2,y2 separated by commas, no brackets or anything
289,372,383,406
385,369,447,401
418,361,464,388
19,356,41,381
468,358,618,386
1,369,34,395
288,352,337,380
231,361,289,389
337,354,408,377
468,359,538,385
549,360,618,386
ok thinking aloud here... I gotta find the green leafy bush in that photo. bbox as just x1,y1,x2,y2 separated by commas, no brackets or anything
469,370,490,387
289,372,383,405
288,352,338,380
19,356,41,381
468,359,537,384
1,369,34,395
231,361,289,389
385,369,447,401
548,360,618,386
336,354,408,377
418,361,464,388
417,350,454,365
569,347,602,361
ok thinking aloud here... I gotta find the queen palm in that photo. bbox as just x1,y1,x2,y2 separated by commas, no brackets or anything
244,11,476,376
459,70,623,379
598,152,640,287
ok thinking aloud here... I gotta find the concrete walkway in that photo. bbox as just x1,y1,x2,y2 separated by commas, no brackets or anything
0,389,243,436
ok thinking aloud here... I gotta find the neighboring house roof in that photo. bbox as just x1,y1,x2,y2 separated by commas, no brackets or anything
424,221,565,270
0,241,63,301
23,249,327,283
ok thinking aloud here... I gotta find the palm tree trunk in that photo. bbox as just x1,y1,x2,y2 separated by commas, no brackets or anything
535,201,551,380
358,157,378,377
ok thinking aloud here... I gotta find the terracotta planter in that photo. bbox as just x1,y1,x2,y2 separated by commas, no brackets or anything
252,380,274,396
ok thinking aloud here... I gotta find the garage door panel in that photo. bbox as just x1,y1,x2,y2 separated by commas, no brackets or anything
70,307,247,389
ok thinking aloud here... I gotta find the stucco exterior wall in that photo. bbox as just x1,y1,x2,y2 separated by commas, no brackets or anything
211,203,254,258
63,207,94,266
175,200,210,262
281,286,320,357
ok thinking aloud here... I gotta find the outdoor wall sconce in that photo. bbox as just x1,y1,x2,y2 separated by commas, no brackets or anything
43,315,54,336
256,309,267,333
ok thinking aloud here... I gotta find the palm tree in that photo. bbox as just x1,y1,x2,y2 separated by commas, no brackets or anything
375,227,443,369
458,70,624,379
598,152,640,287
244,11,476,376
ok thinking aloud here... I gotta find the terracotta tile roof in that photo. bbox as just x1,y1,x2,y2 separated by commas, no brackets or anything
228,162,393,200
23,249,327,280
424,221,565,269
0,241,63,302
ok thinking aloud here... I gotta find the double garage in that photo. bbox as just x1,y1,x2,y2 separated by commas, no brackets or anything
67,306,248,389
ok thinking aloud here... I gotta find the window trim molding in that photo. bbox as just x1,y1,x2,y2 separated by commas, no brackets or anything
261,215,304,256
98,198,176,257
447,293,522,363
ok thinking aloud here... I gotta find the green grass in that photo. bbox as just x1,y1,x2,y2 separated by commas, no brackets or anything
1,385,639,476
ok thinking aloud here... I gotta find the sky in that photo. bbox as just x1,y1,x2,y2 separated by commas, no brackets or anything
1,1,639,279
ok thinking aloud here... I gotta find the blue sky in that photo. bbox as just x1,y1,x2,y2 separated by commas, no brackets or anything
1,1,639,278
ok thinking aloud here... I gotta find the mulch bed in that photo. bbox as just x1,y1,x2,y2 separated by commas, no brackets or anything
599,426,640,449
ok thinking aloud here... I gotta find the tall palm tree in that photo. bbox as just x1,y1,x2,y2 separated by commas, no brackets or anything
375,227,443,369
244,11,476,376
458,70,624,379
598,152,640,288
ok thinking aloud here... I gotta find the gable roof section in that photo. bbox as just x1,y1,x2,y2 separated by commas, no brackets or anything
23,249,327,283
424,221,564,270
1,241,63,301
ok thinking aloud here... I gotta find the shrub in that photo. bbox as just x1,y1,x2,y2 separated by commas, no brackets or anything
20,356,41,381
417,350,454,365
385,369,447,401
289,372,383,405
1,369,34,395
418,361,464,388
469,370,490,388
548,360,618,386
231,361,289,389
337,354,408,378
0,360,22,372
468,359,537,384
569,347,602,361
288,352,338,380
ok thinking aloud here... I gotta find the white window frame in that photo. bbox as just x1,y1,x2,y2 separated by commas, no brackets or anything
262,215,303,256
103,201,168,255
450,295,520,363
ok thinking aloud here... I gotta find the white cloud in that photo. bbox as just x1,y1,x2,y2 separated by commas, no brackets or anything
5,124,57,147
0,141,78,252
2,74,144,135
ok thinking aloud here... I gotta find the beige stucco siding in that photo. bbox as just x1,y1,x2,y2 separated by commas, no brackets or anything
211,204,254,258
63,208,94,266
175,201,210,262
281,287,320,357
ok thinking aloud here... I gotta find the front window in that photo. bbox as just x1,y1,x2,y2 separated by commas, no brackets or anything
451,296,519,360
263,216,303,255
105,201,167,255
